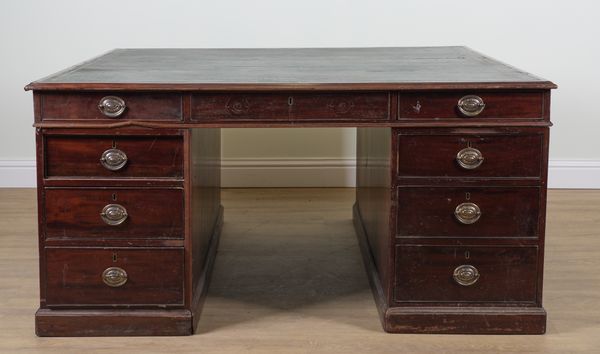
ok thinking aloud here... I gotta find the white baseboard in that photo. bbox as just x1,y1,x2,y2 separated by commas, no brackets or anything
0,160,37,188
547,160,600,189
1,159,600,189
221,158,356,187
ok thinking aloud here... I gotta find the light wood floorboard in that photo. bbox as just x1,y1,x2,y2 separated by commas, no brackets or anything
0,188,598,353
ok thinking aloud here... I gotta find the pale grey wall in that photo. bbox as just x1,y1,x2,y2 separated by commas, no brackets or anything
1,1,598,164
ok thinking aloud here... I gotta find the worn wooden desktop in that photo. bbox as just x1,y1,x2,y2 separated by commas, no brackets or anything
25,47,556,336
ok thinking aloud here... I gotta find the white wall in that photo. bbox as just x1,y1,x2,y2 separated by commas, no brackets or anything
1,1,599,187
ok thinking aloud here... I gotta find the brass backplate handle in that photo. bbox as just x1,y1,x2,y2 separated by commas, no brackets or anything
456,147,484,169
98,96,126,118
454,202,481,224
100,203,128,226
457,95,485,117
453,264,480,286
100,148,128,171
102,267,128,287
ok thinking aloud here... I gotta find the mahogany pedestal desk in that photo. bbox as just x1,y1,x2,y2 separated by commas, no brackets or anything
25,47,556,336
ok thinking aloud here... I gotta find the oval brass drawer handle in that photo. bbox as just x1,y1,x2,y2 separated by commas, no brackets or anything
453,264,480,286
457,95,485,117
454,202,481,224
102,267,128,287
456,147,484,169
100,148,128,171
100,203,128,226
98,96,126,118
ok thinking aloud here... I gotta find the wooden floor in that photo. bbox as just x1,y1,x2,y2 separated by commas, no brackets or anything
0,188,599,353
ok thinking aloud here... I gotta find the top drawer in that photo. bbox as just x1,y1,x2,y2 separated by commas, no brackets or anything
398,91,546,120
39,92,183,121
191,92,391,121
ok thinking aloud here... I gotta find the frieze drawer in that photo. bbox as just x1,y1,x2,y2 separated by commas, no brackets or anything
191,92,390,121
398,91,545,120
39,92,183,121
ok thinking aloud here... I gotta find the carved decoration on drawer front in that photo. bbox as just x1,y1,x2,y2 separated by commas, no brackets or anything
225,97,251,115
327,98,355,115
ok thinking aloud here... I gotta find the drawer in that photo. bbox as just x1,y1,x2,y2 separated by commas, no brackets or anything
45,134,183,178
45,247,184,307
396,186,540,238
394,245,538,303
396,130,544,178
44,188,183,240
40,92,183,121
191,92,390,121
398,91,545,119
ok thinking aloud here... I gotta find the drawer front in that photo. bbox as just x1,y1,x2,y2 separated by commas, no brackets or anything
396,186,540,238
191,93,289,121
398,91,544,119
291,92,390,120
40,92,183,121
44,188,183,240
45,135,183,178
394,245,538,303
45,247,184,306
191,92,390,121
396,131,544,178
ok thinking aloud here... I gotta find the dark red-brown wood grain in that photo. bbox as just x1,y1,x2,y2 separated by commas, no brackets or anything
394,245,539,303
398,91,545,119
45,134,183,178
29,47,554,336
40,92,183,121
44,188,184,240
45,247,184,307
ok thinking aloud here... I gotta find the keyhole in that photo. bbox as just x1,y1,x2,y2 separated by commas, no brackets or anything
288,96,294,106
112,193,117,201
465,251,471,260
467,141,472,148
465,192,471,200
112,253,118,262
112,139,116,149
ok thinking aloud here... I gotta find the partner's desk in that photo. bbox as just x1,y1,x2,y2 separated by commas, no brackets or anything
25,47,556,336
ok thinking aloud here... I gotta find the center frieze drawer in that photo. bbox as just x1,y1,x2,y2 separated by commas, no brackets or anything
45,247,184,307
45,134,183,179
190,92,390,121
396,186,541,238
394,245,539,304
43,188,184,240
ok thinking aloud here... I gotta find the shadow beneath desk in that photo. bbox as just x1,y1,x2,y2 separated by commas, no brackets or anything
195,189,381,334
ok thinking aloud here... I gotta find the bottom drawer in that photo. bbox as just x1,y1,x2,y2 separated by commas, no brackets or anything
394,245,538,304
45,247,184,307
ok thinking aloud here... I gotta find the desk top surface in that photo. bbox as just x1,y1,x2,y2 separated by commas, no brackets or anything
26,47,555,91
